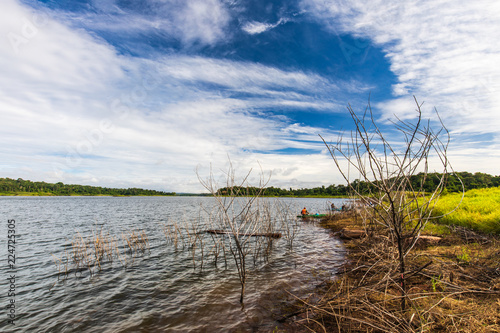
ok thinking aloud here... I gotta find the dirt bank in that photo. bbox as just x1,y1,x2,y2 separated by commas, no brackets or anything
278,210,500,332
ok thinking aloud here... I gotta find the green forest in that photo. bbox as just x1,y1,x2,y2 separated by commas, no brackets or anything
216,172,500,197
1,171,498,197
0,178,176,196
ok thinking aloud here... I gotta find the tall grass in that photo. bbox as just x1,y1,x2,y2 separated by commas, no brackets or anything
431,187,500,234
53,226,150,278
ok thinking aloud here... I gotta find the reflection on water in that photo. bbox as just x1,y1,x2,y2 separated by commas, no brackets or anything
0,196,346,332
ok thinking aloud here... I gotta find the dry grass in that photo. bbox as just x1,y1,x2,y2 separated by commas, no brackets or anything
52,226,150,278
280,210,500,332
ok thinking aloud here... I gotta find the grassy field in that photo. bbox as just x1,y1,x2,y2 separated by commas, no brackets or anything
430,187,500,234
0,191,56,196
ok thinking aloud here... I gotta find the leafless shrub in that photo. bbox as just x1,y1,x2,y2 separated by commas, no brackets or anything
320,97,462,310
291,217,500,332
53,225,149,278
196,161,287,304
276,199,301,249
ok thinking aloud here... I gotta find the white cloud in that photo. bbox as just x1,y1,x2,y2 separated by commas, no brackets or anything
0,0,125,155
174,0,231,45
302,0,500,133
154,55,346,99
0,0,348,192
242,18,288,35
91,0,121,13
302,0,500,175
69,0,231,47
6,0,498,194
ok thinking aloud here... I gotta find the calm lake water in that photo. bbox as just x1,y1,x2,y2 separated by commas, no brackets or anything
0,196,347,332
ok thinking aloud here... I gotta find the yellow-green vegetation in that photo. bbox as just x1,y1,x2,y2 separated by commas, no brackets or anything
0,191,56,196
431,187,500,234
421,221,451,236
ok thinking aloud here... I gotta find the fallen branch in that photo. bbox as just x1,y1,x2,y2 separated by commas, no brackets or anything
205,229,282,238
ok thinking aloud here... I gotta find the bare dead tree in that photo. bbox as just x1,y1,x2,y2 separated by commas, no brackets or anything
320,96,461,311
197,160,273,304
275,199,300,249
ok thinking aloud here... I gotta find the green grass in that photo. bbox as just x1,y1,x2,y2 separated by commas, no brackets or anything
429,187,500,234
421,222,451,236
0,191,56,196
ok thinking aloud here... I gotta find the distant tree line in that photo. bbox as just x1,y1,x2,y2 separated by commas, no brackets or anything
0,178,176,196
216,172,500,197
2,172,497,197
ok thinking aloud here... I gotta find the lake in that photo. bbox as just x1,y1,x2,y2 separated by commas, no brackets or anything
0,196,347,332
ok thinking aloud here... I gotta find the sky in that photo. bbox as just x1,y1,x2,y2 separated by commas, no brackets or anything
1,0,499,193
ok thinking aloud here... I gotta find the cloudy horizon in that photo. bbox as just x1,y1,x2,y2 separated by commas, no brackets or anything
1,0,499,192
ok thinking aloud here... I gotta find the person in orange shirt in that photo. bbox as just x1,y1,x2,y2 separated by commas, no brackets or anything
301,207,309,216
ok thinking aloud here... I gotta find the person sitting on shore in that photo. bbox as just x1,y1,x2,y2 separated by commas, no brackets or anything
301,207,309,216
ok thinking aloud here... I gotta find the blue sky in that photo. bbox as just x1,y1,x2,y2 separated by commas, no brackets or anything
1,0,499,192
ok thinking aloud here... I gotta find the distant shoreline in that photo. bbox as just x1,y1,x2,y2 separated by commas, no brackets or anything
0,191,349,199
3,171,499,198
0,192,171,197
0,178,176,196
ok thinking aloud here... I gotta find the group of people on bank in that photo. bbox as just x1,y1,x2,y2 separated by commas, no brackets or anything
300,202,349,216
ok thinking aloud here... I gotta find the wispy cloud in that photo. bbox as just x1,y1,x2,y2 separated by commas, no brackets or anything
7,0,498,192
41,0,232,47
242,18,288,35
166,0,231,45
154,55,360,102
0,0,351,191
301,0,500,174
302,0,500,134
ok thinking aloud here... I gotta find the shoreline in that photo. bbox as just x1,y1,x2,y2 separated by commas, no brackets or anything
0,192,174,197
279,211,500,332
0,192,349,199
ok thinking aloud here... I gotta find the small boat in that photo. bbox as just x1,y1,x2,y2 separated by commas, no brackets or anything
297,214,328,218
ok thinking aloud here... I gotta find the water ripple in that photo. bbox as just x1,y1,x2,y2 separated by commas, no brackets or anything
0,196,347,332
